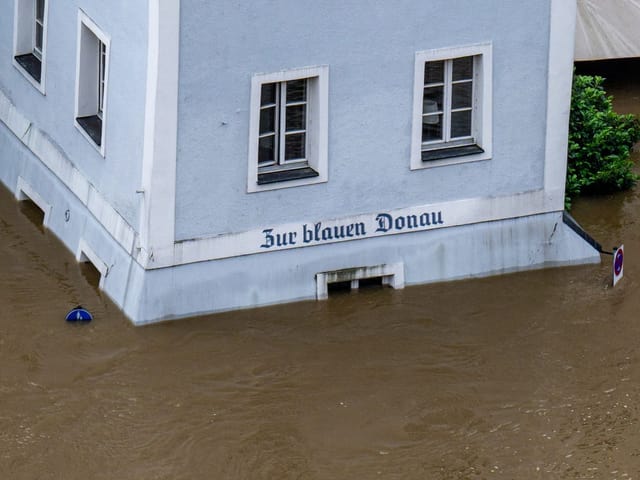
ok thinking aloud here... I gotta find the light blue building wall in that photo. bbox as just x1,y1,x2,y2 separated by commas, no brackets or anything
0,0,148,226
175,0,550,240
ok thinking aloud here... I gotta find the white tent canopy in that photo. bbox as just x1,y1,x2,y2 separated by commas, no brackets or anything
576,0,640,61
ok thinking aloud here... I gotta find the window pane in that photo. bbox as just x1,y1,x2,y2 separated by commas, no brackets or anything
452,56,473,81
258,135,276,165
98,42,106,113
286,104,306,132
259,106,276,134
451,82,473,109
261,83,277,106
422,114,442,142
424,61,444,85
100,43,106,77
286,79,306,103
423,85,443,114
450,110,472,138
284,133,306,160
35,24,43,51
36,0,44,21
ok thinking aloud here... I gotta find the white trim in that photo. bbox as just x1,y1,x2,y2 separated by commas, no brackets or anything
12,0,48,93
545,0,577,207
76,239,108,289
74,10,110,157
316,263,405,300
15,176,52,227
141,187,564,270
137,0,180,266
247,65,329,192
410,43,493,170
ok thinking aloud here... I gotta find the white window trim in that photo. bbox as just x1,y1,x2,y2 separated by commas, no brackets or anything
247,65,329,193
12,0,48,93
410,43,492,170
74,10,110,157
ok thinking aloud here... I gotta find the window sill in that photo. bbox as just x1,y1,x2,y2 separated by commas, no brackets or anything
14,54,42,85
258,166,319,185
422,144,484,162
76,115,103,147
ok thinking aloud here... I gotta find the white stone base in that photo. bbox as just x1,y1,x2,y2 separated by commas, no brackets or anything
125,210,600,324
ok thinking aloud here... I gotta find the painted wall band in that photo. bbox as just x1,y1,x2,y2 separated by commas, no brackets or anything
165,188,563,268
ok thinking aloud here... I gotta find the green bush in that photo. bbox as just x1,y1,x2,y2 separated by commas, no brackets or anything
566,74,640,209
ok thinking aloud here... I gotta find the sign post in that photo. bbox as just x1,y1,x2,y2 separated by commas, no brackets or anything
613,245,624,287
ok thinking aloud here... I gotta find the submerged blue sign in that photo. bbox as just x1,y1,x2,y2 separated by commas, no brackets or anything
260,210,444,249
65,306,93,322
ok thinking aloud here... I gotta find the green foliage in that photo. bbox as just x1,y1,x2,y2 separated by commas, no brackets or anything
566,74,640,209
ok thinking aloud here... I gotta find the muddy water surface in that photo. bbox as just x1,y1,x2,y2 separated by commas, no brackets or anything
3,60,640,479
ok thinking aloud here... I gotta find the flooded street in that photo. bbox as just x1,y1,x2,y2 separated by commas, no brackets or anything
3,60,640,479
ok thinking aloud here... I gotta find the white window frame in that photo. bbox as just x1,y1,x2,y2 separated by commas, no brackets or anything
258,80,309,171
247,65,329,193
33,0,44,59
410,43,492,170
98,41,107,118
74,10,110,157
12,0,48,92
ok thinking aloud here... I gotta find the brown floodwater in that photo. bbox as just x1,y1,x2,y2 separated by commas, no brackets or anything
2,59,640,479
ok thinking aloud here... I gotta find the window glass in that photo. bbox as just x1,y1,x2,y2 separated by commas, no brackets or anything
284,133,305,161
35,0,44,20
450,110,472,138
424,61,444,85
261,83,277,105
423,86,444,112
452,56,473,81
451,82,473,109
422,115,443,142
34,24,43,53
286,80,306,103
258,136,276,165
285,105,306,131
259,107,276,134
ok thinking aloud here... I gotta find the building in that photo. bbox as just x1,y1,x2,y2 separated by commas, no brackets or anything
0,0,600,325
576,0,640,61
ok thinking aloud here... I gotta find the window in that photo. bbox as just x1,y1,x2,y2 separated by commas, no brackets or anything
258,79,310,177
74,12,109,155
422,56,477,156
248,66,328,192
13,0,48,88
411,44,492,170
